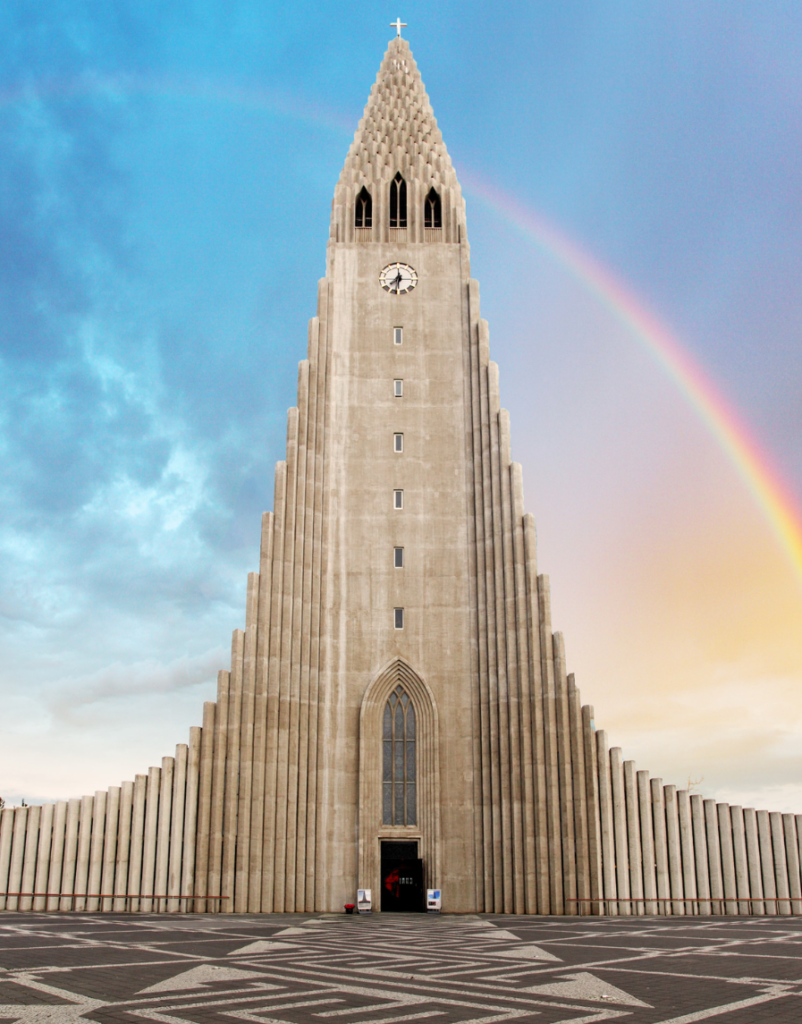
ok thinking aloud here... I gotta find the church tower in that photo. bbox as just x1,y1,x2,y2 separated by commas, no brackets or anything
190,32,599,916
3,33,801,920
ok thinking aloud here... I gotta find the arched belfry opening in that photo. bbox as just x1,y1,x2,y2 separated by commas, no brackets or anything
355,186,372,228
390,172,407,228
424,187,442,229
359,658,440,908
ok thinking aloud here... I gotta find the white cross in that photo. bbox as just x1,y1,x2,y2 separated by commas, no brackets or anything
391,17,407,37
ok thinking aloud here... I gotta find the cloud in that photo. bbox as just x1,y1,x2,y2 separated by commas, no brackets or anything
47,645,225,724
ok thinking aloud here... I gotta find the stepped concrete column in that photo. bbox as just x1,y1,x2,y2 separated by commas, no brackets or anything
704,800,723,915
677,791,696,915
624,761,643,915
33,803,54,912
46,802,67,912
757,810,777,915
141,766,161,913
770,812,791,915
7,808,28,911
690,795,710,915
155,756,175,913
729,806,750,914
114,782,134,912
86,791,107,912
717,804,737,915
128,775,148,912
0,808,13,911
101,787,120,912
610,747,629,915
743,808,764,915
638,771,657,914
596,732,617,915
74,795,94,912
59,798,81,911
20,805,41,911
664,785,683,915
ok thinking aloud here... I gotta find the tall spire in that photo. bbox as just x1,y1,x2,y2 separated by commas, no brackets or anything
331,38,465,244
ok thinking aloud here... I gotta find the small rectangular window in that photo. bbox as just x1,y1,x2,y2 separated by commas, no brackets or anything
394,433,403,453
394,327,403,345
394,489,403,509
394,547,404,568
394,379,403,398
394,607,404,629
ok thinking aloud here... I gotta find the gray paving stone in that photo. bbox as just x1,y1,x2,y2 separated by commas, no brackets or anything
0,913,800,1023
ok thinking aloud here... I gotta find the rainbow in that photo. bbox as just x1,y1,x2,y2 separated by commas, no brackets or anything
7,75,802,584
461,171,802,588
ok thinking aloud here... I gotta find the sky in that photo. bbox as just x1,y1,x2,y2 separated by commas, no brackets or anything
1,1,801,814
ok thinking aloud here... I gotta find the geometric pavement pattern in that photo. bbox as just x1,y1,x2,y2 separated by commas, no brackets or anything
1,913,801,1023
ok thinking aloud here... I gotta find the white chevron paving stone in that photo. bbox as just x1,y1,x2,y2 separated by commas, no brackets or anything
228,940,300,954
272,926,322,936
520,971,652,1007
139,964,273,993
489,945,560,961
0,1006,103,1022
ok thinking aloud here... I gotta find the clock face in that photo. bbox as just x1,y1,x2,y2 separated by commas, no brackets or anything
380,262,418,295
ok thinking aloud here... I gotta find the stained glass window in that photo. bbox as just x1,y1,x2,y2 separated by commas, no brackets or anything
382,686,417,825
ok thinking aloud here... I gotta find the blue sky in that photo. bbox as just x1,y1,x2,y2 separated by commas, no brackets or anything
1,1,801,810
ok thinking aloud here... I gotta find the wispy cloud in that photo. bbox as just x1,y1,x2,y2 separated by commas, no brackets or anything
48,646,225,723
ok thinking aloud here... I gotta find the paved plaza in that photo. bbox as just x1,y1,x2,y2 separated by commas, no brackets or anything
0,912,801,1023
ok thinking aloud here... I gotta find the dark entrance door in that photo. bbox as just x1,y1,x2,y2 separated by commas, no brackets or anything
380,841,424,912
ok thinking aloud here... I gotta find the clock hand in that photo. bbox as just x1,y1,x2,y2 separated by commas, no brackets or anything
393,270,403,291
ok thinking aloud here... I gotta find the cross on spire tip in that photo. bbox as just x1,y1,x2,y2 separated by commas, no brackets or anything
390,17,407,38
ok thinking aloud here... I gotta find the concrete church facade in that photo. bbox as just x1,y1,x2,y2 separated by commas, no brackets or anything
2,36,802,917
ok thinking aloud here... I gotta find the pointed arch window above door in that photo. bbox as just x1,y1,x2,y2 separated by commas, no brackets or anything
355,186,372,228
382,685,416,825
424,187,442,229
390,173,407,228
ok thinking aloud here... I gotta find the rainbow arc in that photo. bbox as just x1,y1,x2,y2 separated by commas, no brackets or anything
462,172,802,588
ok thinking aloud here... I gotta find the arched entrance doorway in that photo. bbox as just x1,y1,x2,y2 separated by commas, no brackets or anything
358,658,441,911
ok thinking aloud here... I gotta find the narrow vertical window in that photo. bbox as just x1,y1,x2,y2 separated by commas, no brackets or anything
393,489,404,509
394,433,404,453
355,186,372,228
393,379,403,398
390,173,407,228
394,607,404,629
424,187,442,229
383,686,416,825
394,546,404,568
393,327,403,345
